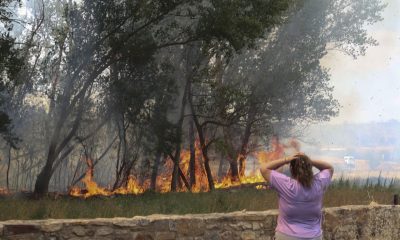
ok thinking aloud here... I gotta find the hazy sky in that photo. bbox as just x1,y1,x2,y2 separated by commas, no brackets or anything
321,0,400,124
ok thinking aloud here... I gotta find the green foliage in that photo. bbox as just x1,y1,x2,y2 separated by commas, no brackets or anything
0,36,23,84
0,0,22,147
197,0,292,52
0,0,23,81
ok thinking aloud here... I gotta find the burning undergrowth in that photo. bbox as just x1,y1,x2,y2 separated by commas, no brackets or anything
69,138,299,198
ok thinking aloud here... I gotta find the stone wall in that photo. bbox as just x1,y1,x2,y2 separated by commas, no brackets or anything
1,205,399,240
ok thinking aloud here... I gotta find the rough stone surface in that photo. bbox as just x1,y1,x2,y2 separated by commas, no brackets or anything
175,219,205,236
95,226,114,236
154,231,176,240
40,222,62,233
72,226,90,236
0,205,399,240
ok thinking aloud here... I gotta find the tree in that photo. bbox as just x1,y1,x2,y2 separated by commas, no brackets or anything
25,0,294,195
219,0,386,180
0,0,23,146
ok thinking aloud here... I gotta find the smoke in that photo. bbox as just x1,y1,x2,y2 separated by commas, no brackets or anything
321,0,400,124
331,88,361,124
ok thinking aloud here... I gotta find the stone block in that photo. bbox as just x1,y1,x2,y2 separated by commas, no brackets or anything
205,223,219,230
3,224,41,236
95,226,114,236
229,221,252,230
175,219,205,236
113,219,142,228
40,223,62,233
152,220,170,231
71,226,94,236
258,236,273,240
113,229,134,240
5,233,44,240
252,222,261,231
132,232,154,240
138,219,151,227
241,214,267,221
155,231,176,240
114,218,149,228
204,231,221,240
262,216,277,230
241,231,256,240
219,230,233,240
168,220,177,231
68,237,95,240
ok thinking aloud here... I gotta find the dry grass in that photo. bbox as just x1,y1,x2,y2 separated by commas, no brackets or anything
0,180,398,221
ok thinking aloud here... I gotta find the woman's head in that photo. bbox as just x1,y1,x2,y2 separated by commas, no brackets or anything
289,153,313,188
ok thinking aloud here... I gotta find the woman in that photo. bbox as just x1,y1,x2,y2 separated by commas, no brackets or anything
260,153,334,240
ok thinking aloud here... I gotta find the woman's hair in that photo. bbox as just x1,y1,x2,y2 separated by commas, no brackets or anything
290,154,313,188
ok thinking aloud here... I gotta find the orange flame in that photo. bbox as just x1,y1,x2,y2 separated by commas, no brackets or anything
0,188,9,195
69,158,145,198
69,138,301,198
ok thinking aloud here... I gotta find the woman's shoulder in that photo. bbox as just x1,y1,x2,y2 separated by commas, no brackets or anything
314,169,332,180
312,170,332,190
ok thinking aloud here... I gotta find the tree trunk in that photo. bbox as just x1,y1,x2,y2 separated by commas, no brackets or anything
189,96,215,190
34,161,54,196
188,119,196,188
217,153,225,180
34,142,58,196
150,149,162,191
229,160,240,182
201,146,215,191
34,56,105,196
171,79,190,192
34,141,57,195
112,115,127,190
223,127,240,181
34,116,77,195
238,102,257,178
113,112,146,191
6,146,11,191
178,167,191,191
15,154,20,191
114,137,122,187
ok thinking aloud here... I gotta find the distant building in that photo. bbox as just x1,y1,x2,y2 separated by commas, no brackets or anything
344,156,355,170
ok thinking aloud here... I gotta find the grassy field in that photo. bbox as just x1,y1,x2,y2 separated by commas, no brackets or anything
0,180,399,221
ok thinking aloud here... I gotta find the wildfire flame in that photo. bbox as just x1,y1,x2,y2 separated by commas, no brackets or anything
69,138,300,198
70,158,146,198
0,188,9,195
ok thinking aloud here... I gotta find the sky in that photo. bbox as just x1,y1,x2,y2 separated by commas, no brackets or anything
321,0,400,124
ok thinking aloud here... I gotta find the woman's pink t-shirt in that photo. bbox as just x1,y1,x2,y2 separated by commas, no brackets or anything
269,169,332,238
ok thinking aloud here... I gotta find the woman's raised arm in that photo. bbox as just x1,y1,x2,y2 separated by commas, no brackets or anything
260,155,295,181
311,159,334,176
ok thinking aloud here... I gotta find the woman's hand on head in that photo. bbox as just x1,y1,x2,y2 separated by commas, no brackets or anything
286,153,302,163
294,152,306,158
